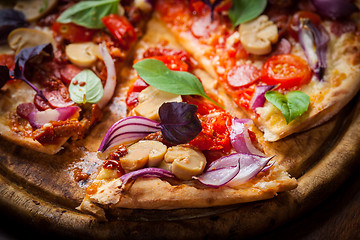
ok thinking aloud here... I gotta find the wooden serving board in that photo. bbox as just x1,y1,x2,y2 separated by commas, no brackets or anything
0,18,359,239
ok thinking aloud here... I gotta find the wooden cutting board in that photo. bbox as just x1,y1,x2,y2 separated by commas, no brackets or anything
0,91,358,239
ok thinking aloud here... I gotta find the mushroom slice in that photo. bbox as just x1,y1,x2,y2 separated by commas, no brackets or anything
65,42,100,68
239,15,279,55
164,146,206,180
8,28,55,54
134,86,182,121
14,0,58,22
120,140,167,171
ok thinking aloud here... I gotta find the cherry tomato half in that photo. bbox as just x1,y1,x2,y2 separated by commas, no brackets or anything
288,11,321,40
102,14,137,49
52,22,96,43
261,54,312,89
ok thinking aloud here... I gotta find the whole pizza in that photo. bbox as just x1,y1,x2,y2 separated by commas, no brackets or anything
0,0,359,223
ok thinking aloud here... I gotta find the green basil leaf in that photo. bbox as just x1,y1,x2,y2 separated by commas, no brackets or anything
69,69,104,104
265,90,310,124
228,0,267,27
133,59,221,107
56,0,119,29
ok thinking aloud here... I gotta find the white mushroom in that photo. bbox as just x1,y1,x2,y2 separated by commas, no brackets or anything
134,86,182,120
8,28,55,54
14,0,58,22
164,146,206,180
120,140,167,171
65,42,100,68
239,15,279,55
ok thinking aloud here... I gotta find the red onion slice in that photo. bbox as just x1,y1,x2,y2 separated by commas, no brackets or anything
119,167,175,189
97,43,117,109
195,153,273,188
97,116,161,159
230,118,265,156
311,0,358,20
298,19,329,81
194,161,240,187
28,106,80,129
250,85,276,111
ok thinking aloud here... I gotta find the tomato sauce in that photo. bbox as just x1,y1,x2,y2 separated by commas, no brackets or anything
184,96,233,154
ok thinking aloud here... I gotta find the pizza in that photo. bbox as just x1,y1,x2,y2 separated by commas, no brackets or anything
0,0,152,154
0,0,359,221
78,17,297,219
154,0,360,141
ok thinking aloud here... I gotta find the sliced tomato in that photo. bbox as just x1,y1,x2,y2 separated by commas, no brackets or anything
227,64,260,88
149,55,189,72
135,55,189,72
126,78,149,107
261,54,312,89
288,11,321,40
60,64,82,85
0,54,15,71
183,95,222,115
51,22,96,43
189,110,233,153
143,47,191,66
102,14,137,49
234,86,256,111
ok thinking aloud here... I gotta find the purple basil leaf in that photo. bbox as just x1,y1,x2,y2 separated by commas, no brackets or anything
0,66,11,89
0,9,27,44
13,43,53,102
158,102,202,145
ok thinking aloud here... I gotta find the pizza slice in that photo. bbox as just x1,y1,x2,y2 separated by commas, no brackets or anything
0,0,152,154
78,17,297,220
154,0,360,141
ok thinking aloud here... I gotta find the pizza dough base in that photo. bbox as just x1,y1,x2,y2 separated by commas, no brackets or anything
0,81,67,155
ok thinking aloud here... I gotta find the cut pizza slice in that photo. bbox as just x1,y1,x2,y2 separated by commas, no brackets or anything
0,0,153,154
154,0,360,141
78,18,297,219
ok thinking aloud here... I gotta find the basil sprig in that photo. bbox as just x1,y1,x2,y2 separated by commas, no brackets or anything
265,90,310,124
69,69,104,104
133,59,221,107
57,0,119,29
229,0,267,27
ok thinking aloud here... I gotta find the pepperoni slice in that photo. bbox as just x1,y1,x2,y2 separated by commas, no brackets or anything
16,103,37,120
226,64,261,88
60,64,82,85
191,12,220,38
34,94,52,111
271,38,292,56
43,87,74,108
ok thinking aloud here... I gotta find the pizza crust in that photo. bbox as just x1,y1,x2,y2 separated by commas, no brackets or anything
78,164,297,219
0,81,68,155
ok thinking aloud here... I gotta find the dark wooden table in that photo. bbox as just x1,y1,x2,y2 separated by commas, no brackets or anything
0,163,359,240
